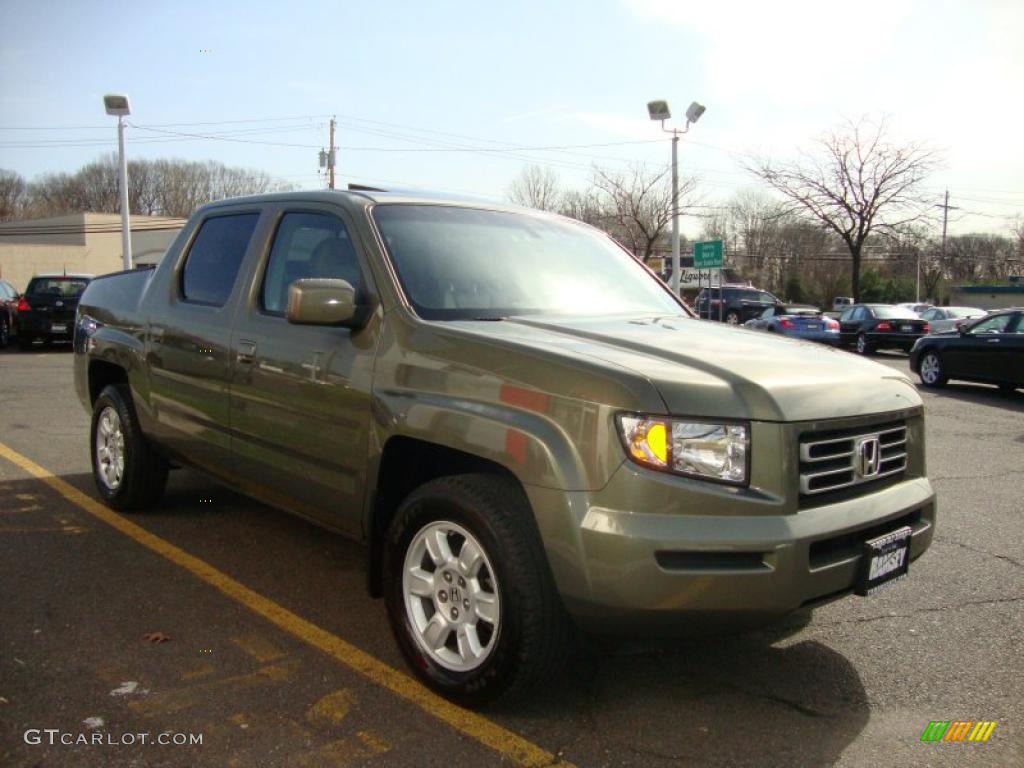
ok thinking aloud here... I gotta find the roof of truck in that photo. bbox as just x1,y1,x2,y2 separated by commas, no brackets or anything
196,186,564,219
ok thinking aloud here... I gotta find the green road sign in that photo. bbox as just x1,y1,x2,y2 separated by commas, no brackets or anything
693,240,723,269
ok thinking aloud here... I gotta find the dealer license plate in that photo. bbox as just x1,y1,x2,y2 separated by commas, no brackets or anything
50,323,67,334
900,324,914,332
855,525,912,596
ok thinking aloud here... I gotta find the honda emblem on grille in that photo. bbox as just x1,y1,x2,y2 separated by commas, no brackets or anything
855,436,881,478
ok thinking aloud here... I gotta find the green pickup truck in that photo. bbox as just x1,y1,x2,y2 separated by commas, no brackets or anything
74,189,935,705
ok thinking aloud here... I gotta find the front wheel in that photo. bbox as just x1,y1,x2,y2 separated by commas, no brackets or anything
918,351,948,388
384,474,569,706
91,384,169,510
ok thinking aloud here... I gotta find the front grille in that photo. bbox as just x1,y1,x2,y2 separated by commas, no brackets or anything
799,421,907,496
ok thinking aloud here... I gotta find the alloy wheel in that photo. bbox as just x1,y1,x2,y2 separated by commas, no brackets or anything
920,353,941,385
95,406,125,490
402,520,500,672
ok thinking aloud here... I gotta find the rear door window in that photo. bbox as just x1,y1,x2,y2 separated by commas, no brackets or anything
181,213,260,306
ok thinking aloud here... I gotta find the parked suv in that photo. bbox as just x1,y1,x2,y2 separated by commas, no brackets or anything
696,284,781,324
17,273,93,350
74,190,935,705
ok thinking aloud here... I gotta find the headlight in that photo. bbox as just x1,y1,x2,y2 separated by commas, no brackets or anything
617,415,749,486
77,315,99,337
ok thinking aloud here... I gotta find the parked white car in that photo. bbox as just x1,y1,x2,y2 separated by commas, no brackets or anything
896,302,934,315
919,306,987,333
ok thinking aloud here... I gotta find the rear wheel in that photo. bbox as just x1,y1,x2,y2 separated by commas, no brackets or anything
0,316,9,348
91,384,168,510
384,474,569,706
725,311,741,325
18,335,34,351
918,351,948,388
856,333,874,355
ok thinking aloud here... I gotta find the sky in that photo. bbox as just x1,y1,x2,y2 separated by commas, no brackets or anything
1,0,1022,238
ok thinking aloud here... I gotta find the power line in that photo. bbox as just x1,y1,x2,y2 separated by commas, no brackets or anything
0,115,331,131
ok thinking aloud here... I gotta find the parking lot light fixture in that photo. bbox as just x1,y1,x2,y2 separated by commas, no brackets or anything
647,100,705,295
103,93,132,271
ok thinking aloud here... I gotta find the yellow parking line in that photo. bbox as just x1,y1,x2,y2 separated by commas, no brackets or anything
0,441,574,768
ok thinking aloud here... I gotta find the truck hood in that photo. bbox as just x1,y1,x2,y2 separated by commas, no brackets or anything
449,314,921,422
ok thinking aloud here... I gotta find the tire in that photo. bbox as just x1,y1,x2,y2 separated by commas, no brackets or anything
90,383,169,510
18,335,34,351
918,350,947,388
725,311,741,325
384,473,569,707
856,333,874,355
0,316,9,349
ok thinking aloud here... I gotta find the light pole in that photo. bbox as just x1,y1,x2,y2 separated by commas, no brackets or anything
103,93,132,271
647,99,705,295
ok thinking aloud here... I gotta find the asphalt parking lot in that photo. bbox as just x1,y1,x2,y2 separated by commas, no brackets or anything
1,343,1021,767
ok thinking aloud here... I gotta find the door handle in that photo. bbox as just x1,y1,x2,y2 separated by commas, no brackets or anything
237,339,257,364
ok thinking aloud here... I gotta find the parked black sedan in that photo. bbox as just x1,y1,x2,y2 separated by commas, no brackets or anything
910,308,1023,393
16,273,93,350
838,304,930,355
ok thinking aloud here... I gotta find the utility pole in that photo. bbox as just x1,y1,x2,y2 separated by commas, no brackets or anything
934,190,959,301
328,117,336,190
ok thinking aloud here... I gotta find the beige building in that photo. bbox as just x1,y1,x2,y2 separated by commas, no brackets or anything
949,284,1024,310
0,213,186,292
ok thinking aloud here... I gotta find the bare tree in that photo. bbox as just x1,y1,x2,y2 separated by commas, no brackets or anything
558,188,605,228
590,164,698,263
747,117,939,301
1011,216,1024,260
0,169,29,221
508,165,562,212
17,155,293,220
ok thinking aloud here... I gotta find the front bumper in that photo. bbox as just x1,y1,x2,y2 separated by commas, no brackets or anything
528,466,935,636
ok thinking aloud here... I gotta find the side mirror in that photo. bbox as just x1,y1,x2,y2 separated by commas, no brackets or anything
286,278,364,327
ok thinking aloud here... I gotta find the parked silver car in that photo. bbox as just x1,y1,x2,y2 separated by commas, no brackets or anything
919,306,987,334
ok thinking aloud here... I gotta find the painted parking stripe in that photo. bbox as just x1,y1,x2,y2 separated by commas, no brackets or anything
0,441,574,768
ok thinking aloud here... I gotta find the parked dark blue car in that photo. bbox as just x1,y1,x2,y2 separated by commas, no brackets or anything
743,304,840,345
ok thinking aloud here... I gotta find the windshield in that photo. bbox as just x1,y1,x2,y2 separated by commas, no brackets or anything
372,204,684,320
26,277,89,297
873,306,919,319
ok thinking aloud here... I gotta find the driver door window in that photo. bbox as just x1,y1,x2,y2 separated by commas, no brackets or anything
970,315,1012,334
261,212,363,315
